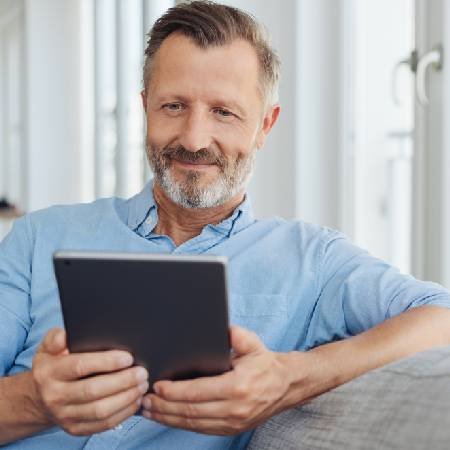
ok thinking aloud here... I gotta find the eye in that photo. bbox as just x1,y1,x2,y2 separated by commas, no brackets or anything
213,108,234,118
163,103,184,112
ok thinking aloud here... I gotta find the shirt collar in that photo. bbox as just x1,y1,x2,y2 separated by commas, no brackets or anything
126,179,255,238
126,180,155,231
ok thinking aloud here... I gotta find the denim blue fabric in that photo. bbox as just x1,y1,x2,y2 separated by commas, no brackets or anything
1,180,450,449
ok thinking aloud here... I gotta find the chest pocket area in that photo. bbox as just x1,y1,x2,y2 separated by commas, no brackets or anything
228,294,288,351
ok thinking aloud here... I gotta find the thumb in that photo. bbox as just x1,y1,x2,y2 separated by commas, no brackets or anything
230,325,264,357
39,327,68,356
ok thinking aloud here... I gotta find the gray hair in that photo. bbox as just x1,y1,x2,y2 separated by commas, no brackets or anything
143,0,281,106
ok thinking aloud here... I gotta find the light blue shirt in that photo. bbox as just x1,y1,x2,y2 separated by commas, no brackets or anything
1,180,450,449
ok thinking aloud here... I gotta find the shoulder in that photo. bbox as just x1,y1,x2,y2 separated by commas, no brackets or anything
24,196,126,239
261,216,344,248
248,217,349,273
27,197,111,222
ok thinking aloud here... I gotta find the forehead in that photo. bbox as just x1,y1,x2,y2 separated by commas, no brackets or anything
148,33,261,104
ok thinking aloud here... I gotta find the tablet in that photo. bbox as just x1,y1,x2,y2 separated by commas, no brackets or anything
53,251,231,387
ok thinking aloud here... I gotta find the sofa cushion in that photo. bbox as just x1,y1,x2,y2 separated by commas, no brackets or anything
248,345,450,450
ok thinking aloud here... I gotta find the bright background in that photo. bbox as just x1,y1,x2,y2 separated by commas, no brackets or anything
1,0,450,287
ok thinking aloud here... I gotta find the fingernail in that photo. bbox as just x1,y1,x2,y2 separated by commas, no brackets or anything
135,367,148,382
153,384,160,395
143,397,151,409
119,353,133,366
54,330,63,347
138,382,149,394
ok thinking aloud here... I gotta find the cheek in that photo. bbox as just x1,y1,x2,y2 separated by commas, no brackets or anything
146,114,178,148
212,124,257,159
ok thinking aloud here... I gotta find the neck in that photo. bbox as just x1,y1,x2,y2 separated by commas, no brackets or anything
152,182,245,247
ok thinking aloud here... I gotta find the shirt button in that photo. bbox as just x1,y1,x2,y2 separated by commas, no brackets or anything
114,424,123,431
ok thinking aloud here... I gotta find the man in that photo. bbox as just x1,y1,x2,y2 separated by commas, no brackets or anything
1,1,450,449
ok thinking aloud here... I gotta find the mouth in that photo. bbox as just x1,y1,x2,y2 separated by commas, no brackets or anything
171,158,217,171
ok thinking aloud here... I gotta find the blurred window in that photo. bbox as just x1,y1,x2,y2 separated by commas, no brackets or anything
0,3,24,240
93,0,174,198
0,4,25,211
349,0,415,274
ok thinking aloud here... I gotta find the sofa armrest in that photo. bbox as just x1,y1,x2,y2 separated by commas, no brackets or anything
248,345,450,450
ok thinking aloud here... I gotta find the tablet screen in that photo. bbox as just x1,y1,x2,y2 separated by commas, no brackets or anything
53,251,231,386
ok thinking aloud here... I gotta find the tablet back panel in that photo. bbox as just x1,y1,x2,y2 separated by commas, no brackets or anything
53,252,231,385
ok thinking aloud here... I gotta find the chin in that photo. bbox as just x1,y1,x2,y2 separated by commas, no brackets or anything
172,166,218,186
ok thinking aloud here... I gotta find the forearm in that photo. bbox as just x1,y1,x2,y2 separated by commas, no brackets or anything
281,305,450,409
0,371,51,445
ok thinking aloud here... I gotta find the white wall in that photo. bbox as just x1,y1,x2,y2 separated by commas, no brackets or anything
0,0,25,207
296,0,346,230
0,15,6,200
413,0,450,287
444,2,450,288
24,0,85,211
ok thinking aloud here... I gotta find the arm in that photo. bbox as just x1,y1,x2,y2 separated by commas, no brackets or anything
0,371,50,444
284,304,450,408
0,329,148,445
0,218,149,444
141,305,450,435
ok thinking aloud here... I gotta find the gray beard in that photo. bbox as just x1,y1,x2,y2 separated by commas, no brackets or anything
146,143,256,209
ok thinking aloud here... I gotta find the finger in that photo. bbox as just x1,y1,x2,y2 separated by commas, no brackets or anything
52,350,134,381
146,411,231,436
143,394,231,419
61,382,147,422
64,398,142,436
153,372,233,402
230,326,264,357
38,328,67,355
63,365,149,404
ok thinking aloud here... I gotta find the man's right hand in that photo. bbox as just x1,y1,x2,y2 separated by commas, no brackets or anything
31,328,149,436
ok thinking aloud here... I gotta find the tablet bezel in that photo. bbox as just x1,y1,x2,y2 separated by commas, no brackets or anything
53,251,232,386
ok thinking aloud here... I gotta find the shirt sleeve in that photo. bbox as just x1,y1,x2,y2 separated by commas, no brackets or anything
304,230,450,349
0,216,33,375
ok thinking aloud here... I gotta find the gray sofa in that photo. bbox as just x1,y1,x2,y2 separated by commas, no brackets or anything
248,345,450,450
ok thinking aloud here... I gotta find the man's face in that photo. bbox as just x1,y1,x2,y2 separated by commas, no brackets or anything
142,33,278,208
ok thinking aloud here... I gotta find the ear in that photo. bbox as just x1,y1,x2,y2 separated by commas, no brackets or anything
141,90,148,113
256,104,281,149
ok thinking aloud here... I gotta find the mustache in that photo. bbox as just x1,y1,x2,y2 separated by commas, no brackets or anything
160,145,226,168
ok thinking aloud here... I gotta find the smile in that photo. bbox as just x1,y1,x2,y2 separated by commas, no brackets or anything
171,159,217,170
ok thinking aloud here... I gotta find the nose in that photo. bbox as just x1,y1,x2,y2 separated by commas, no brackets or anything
179,108,212,152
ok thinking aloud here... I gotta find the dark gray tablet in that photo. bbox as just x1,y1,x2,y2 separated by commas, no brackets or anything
53,251,231,387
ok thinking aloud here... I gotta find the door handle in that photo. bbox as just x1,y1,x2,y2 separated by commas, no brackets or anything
391,50,417,106
416,44,443,106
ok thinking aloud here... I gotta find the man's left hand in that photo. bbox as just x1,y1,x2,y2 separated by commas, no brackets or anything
141,326,293,435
